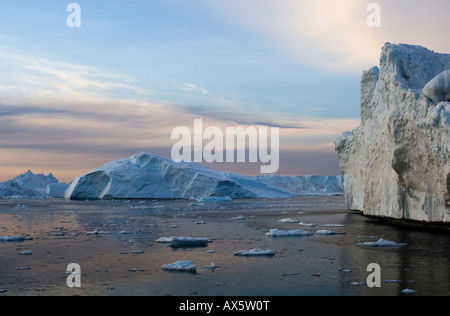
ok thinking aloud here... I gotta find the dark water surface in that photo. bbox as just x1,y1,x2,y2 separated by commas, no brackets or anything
0,197,449,296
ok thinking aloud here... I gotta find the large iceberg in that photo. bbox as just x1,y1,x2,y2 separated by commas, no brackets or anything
335,43,450,223
0,170,67,199
64,152,344,200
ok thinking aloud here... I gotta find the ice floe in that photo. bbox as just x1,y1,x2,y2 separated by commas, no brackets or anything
1,235,33,242
161,260,198,272
233,249,275,256
156,236,212,247
356,238,407,247
315,230,346,235
265,229,313,237
277,218,298,223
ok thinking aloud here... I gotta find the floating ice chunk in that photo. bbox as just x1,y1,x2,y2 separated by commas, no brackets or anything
356,238,407,247
0,289,7,294
156,237,172,243
197,196,232,203
278,218,298,223
1,235,33,242
321,224,346,227
401,289,417,294
385,280,401,283
18,250,32,255
265,229,313,237
234,249,275,256
189,203,204,207
156,236,212,248
204,262,217,270
51,232,65,237
230,216,246,220
119,230,133,235
162,260,197,272
315,230,346,235
298,222,317,227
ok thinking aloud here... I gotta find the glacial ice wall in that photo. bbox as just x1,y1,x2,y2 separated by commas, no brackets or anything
335,43,450,223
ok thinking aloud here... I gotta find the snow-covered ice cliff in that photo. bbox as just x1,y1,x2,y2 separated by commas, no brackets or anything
335,43,450,223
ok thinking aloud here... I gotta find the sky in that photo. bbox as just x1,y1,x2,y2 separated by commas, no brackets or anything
0,0,449,182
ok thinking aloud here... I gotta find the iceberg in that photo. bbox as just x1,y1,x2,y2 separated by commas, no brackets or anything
335,43,450,223
0,171,62,199
64,152,344,200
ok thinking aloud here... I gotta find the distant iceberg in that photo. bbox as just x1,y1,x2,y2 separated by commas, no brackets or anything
64,152,344,200
0,170,68,199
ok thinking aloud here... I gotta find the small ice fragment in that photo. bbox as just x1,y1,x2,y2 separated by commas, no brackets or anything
197,196,232,203
321,224,346,227
0,289,7,294
230,216,246,220
119,230,133,235
315,230,346,235
131,251,144,254
189,203,204,207
18,250,32,255
234,249,275,256
15,204,29,211
385,280,401,283
278,218,298,223
51,232,65,236
69,233,79,237
298,222,317,227
162,260,197,272
401,289,417,294
204,262,217,270
205,250,216,253
350,281,367,286
297,212,306,215
265,229,313,237
356,238,407,247
195,221,206,225
16,267,31,270
340,269,352,273
156,237,172,243
1,235,33,242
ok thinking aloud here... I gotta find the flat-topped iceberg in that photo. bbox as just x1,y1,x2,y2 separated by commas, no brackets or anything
64,152,344,200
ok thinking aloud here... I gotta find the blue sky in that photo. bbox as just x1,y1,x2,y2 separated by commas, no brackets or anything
0,0,449,181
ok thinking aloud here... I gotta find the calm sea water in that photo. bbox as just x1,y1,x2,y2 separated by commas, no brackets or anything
0,197,449,296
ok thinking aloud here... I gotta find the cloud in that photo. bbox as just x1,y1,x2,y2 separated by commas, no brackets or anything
177,83,209,95
203,0,450,72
